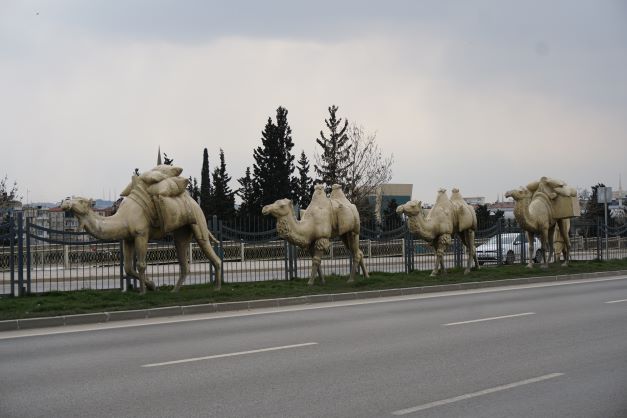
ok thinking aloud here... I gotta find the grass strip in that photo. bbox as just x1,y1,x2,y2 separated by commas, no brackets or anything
1,259,626,320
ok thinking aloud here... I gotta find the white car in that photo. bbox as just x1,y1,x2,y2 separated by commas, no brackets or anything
476,232,543,265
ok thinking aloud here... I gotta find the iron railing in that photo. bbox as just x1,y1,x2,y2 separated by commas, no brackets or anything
1,215,626,296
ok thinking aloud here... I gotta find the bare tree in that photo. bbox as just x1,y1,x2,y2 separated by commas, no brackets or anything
344,123,393,215
0,175,20,207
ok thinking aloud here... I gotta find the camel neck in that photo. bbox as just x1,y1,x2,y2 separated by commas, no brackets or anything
276,215,310,248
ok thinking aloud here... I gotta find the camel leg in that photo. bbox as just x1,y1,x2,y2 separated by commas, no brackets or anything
539,228,550,269
191,224,222,290
526,232,535,268
548,224,556,266
461,230,478,274
122,239,141,292
172,228,192,292
133,234,154,294
354,233,369,278
344,233,363,284
557,219,571,266
308,246,324,286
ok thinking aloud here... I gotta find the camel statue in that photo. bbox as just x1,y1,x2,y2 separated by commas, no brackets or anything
506,177,577,268
262,184,368,285
396,188,479,276
61,165,222,293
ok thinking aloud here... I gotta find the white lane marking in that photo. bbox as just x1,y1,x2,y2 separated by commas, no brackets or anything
605,298,627,304
141,342,318,368
2,275,627,340
443,312,535,326
391,373,564,415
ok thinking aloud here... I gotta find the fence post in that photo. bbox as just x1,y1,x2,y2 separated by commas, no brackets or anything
25,216,32,294
119,241,125,291
454,236,462,269
368,239,372,258
189,242,194,264
240,240,245,262
496,218,503,265
284,240,290,281
520,229,527,265
7,215,15,297
17,213,24,296
597,219,602,261
63,245,70,268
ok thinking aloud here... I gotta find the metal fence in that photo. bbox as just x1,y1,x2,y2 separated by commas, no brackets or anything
1,213,626,296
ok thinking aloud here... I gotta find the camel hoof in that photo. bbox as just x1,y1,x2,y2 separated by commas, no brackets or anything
463,269,470,275
214,285,221,291
307,280,314,286
540,264,549,270
171,288,179,293
430,271,438,277
526,264,534,269
346,278,355,284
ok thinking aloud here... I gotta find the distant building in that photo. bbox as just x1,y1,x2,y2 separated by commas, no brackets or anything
369,184,413,218
489,201,516,219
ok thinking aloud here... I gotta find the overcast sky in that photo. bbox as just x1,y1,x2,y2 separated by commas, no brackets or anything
2,0,626,205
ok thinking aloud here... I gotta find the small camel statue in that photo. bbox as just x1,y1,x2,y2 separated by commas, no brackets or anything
61,166,222,293
396,188,479,276
262,184,368,285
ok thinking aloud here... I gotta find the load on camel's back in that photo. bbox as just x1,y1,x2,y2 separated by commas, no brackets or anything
62,165,222,294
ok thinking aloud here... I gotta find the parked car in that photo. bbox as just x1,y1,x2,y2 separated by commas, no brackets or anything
476,233,543,265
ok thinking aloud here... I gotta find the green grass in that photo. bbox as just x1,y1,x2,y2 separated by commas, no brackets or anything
1,259,626,321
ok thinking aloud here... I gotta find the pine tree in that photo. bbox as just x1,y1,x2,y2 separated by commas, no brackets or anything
200,148,212,220
252,106,297,214
211,149,235,220
187,176,200,203
295,151,313,209
237,167,256,217
314,105,352,192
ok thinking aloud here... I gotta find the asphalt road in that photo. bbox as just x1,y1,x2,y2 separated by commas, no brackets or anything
1,276,627,418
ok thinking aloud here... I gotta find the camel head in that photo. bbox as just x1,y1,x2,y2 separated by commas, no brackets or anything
262,198,294,218
504,187,532,202
61,196,94,216
397,200,423,216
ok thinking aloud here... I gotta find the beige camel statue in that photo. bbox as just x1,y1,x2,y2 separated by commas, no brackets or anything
506,177,577,268
262,184,368,285
505,186,562,268
396,188,479,276
61,166,222,293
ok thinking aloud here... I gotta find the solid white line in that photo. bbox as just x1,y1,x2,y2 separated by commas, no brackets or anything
605,298,627,304
141,342,318,368
443,312,535,326
391,373,564,415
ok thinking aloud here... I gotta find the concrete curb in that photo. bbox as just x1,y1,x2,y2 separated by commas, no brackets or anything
2,269,626,332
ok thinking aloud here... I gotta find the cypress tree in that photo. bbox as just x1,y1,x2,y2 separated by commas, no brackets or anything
314,105,352,192
200,148,212,219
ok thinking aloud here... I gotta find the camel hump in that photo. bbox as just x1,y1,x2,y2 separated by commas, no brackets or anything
434,189,450,206
147,177,189,197
140,165,184,184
